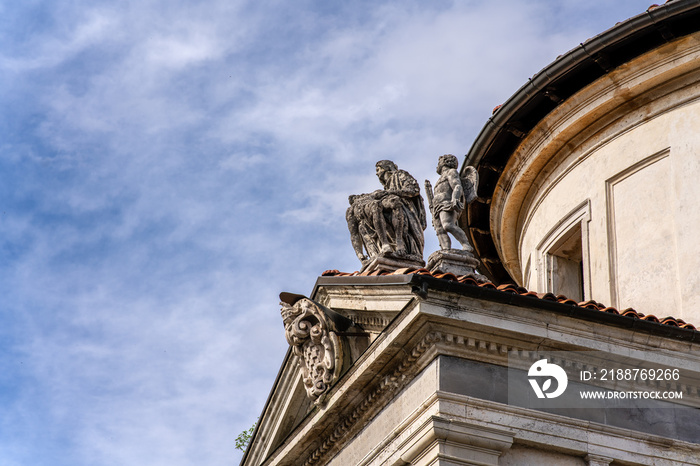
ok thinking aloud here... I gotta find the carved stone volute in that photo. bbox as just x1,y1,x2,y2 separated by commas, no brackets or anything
280,293,352,404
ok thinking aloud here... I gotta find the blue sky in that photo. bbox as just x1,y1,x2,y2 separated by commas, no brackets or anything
0,1,656,464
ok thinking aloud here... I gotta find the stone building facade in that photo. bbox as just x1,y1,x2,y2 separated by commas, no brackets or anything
242,2,700,465
464,0,700,324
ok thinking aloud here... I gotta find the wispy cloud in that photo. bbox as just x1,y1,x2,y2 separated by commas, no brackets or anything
0,0,654,464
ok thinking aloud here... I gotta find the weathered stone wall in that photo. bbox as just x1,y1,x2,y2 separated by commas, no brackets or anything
244,280,700,466
492,31,700,322
499,446,586,466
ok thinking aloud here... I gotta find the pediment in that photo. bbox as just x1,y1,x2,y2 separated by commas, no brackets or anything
243,349,313,466
242,282,418,465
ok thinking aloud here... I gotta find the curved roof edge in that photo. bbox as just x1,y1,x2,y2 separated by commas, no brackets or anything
461,0,700,284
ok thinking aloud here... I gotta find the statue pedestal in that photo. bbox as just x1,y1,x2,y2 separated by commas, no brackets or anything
361,254,425,274
427,249,487,281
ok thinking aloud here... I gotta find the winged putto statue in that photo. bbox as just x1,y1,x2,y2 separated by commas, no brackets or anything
424,154,478,252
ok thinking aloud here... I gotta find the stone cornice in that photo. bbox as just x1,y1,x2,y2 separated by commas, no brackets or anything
435,391,700,466
301,331,441,465
257,288,700,465
395,416,514,465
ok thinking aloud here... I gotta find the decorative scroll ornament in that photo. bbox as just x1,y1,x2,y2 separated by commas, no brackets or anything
281,297,343,404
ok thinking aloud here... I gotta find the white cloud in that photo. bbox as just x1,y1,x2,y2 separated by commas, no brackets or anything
0,9,118,72
0,1,656,465
142,31,222,69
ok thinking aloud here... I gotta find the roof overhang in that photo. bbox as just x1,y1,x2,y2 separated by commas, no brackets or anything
242,273,700,465
461,0,700,284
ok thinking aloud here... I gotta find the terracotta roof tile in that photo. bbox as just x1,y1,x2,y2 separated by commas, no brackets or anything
578,299,603,310
322,269,354,276
557,296,579,306
320,268,697,331
457,276,482,286
433,272,458,281
661,317,680,326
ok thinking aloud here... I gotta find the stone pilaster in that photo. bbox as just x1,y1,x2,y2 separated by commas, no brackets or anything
397,416,513,466
585,453,614,466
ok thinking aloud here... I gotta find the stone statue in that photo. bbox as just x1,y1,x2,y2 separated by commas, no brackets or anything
346,160,426,271
424,154,477,251
425,154,485,278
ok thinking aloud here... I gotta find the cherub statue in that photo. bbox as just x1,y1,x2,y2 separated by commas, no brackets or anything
424,154,478,251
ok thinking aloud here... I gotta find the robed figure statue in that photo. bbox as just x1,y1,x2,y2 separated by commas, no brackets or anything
346,160,426,269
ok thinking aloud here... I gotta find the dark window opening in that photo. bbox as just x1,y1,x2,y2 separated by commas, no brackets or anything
547,223,584,302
